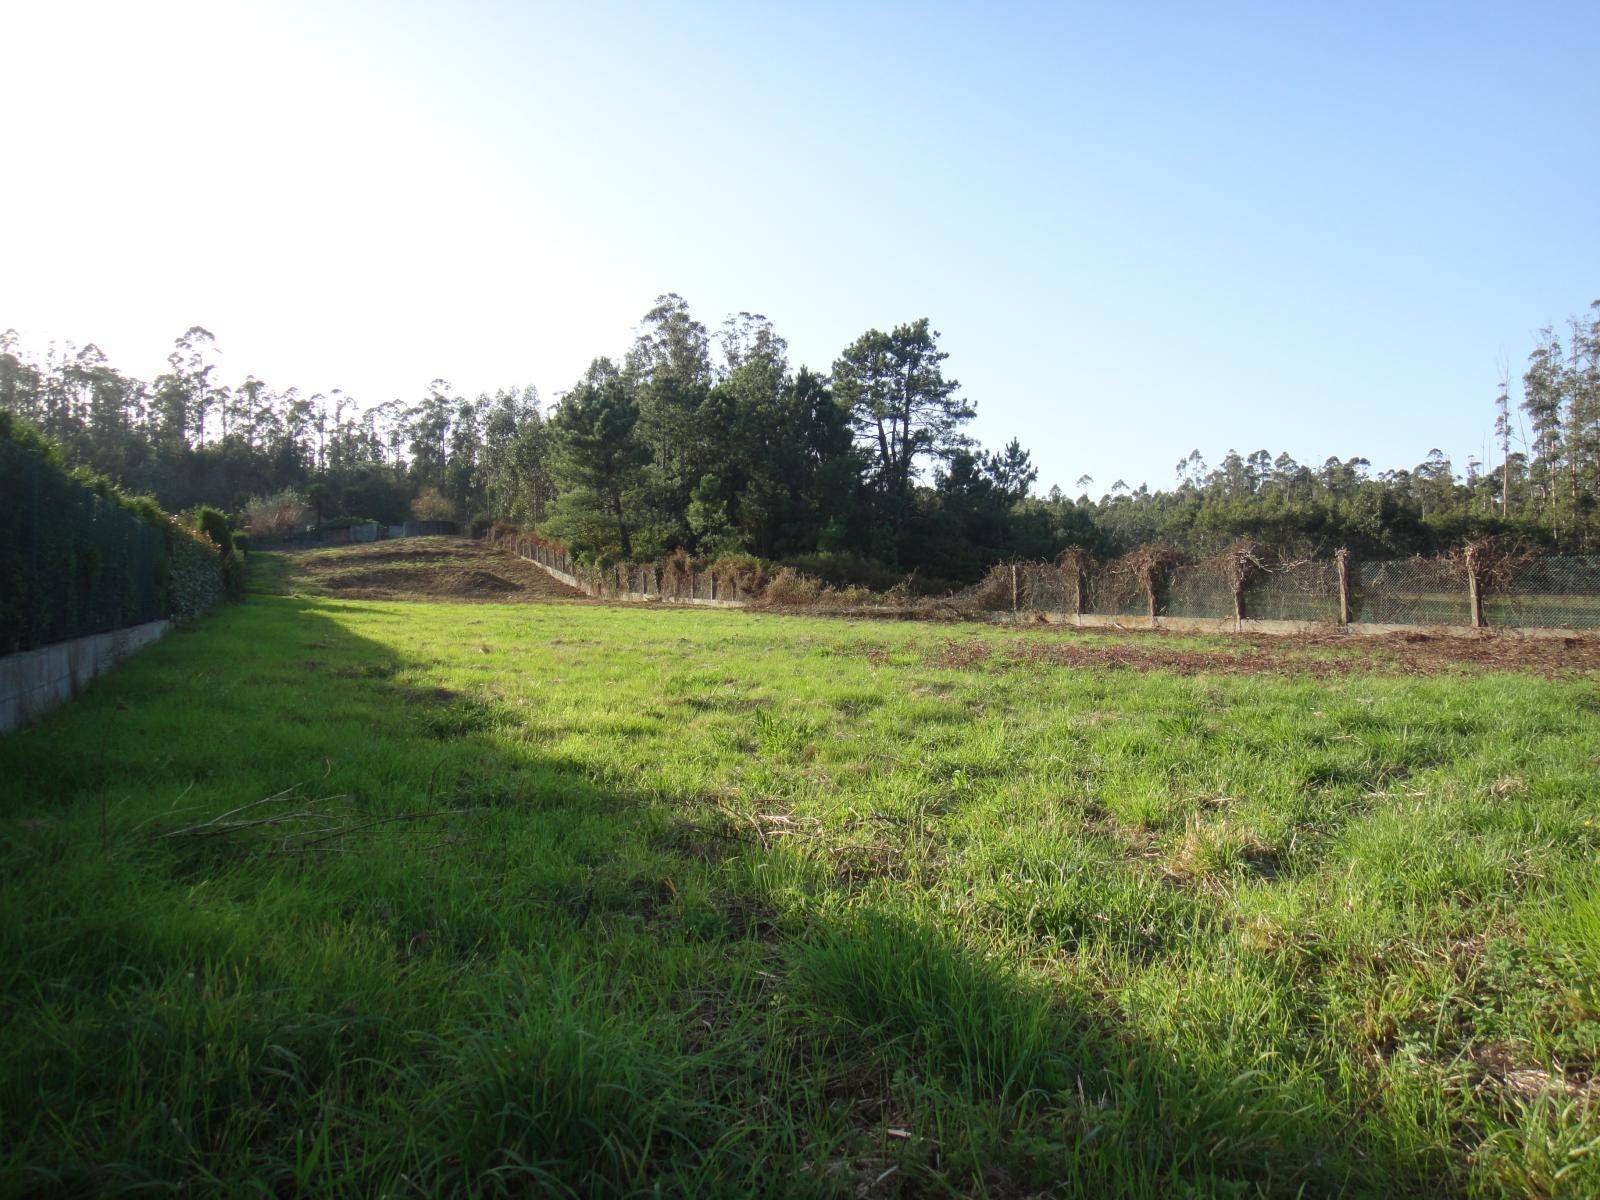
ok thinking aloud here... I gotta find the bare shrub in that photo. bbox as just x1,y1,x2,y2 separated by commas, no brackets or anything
760,567,824,607
1092,545,1184,618
1059,547,1093,613
709,554,768,599
1457,536,1536,593
950,565,1015,613
661,548,695,601
242,489,311,538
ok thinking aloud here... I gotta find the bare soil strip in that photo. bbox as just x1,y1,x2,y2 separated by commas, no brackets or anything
918,628,1600,677
271,537,589,603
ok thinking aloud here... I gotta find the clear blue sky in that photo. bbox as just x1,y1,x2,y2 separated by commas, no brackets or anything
3,1,1596,494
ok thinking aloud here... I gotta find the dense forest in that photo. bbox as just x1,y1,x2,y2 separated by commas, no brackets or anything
3,295,1597,588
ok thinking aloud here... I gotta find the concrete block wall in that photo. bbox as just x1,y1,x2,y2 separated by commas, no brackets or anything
0,620,169,734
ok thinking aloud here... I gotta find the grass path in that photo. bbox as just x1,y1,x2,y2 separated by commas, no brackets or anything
3,559,1599,1196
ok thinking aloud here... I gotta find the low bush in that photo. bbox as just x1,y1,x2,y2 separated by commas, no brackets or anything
191,506,234,557
410,487,457,522
779,551,909,592
167,522,226,620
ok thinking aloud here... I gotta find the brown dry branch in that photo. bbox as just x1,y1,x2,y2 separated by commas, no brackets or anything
1192,539,1271,619
702,796,822,849
758,567,824,607
940,564,1015,614
708,555,769,600
881,571,922,606
1105,544,1185,618
1059,546,1094,613
1457,536,1540,594
661,548,695,601
148,787,344,841
1221,539,1269,594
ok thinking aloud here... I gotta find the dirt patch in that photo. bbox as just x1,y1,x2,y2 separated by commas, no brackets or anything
921,637,1339,678
1466,1043,1597,1102
311,547,464,567
1243,627,1600,675
275,537,587,603
328,567,520,595
912,629,1600,678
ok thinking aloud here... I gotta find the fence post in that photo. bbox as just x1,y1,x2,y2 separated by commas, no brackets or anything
1011,564,1019,613
1465,544,1485,629
1335,548,1352,625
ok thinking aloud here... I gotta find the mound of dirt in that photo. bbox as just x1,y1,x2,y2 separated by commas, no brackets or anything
314,547,457,566
328,567,520,595
277,537,587,603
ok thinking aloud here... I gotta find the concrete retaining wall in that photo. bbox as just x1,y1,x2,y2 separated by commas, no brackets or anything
537,559,585,590
0,620,169,734
511,548,751,607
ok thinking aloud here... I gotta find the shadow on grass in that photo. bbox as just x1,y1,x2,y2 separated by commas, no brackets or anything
1,592,1434,1198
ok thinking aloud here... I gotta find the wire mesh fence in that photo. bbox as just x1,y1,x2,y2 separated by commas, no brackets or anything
499,529,1600,635
1085,565,1146,618
1165,561,1235,620
1,440,168,654
1481,556,1600,631
1246,559,1341,623
1018,563,1075,613
1354,557,1469,627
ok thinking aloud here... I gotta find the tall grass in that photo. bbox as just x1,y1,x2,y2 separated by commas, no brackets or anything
3,554,1598,1196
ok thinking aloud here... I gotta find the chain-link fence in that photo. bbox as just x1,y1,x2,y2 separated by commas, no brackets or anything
1354,557,1469,626
1481,556,1600,631
1165,561,1234,620
501,528,1600,634
1,440,168,654
1245,559,1341,622
1017,563,1075,613
1085,564,1147,618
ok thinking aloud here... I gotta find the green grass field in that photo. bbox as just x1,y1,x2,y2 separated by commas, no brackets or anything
4,546,1600,1197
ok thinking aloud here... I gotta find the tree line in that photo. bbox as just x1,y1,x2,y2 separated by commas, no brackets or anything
2,295,1597,589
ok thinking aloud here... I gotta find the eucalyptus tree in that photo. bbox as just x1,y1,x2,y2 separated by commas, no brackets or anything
480,386,550,527
1523,328,1567,525
628,294,713,518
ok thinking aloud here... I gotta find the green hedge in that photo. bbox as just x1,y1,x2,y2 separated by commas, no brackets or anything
168,524,226,621
0,416,227,654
